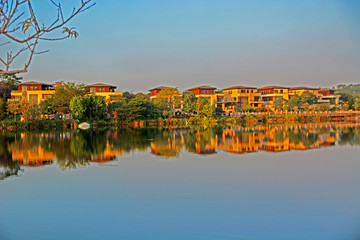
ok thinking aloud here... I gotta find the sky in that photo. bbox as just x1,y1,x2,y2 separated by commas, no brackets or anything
9,0,360,92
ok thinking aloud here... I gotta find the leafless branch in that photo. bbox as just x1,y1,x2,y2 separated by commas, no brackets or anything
0,0,95,75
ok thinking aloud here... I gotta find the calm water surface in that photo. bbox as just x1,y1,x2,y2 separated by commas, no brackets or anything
1,122,360,240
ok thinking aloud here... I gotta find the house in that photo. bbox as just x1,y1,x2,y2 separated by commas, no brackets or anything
257,86,289,110
222,86,262,112
89,83,122,102
187,85,219,107
10,81,55,103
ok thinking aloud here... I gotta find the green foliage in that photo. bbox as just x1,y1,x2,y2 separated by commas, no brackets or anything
354,98,360,111
196,97,214,117
0,98,7,120
288,94,302,110
274,97,287,110
335,84,360,95
318,103,330,112
182,92,197,114
342,103,349,111
39,98,55,115
301,92,318,105
153,87,181,118
0,73,22,90
337,92,355,109
52,81,88,113
0,85,11,99
116,93,159,122
70,95,107,120
70,96,87,119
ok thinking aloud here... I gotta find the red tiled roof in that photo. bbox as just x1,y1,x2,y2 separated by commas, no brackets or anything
187,85,216,91
20,81,49,85
289,86,319,90
89,83,116,88
257,85,289,90
223,86,256,90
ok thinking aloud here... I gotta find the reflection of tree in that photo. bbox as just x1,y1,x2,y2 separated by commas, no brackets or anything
40,130,107,170
338,127,360,146
151,129,183,158
289,129,319,148
183,128,218,154
0,134,21,180
109,128,157,153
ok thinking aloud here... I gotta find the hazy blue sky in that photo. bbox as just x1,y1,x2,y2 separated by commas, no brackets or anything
18,0,360,92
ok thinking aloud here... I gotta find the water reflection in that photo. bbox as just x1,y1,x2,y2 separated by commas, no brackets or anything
0,122,359,180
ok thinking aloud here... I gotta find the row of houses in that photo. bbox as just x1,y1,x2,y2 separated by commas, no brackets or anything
10,81,340,112
150,85,340,112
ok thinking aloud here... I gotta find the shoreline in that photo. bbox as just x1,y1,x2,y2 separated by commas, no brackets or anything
1,111,359,132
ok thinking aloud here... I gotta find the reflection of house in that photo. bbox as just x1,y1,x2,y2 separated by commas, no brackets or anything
223,86,262,112
257,86,289,110
150,134,183,158
12,146,55,167
90,143,123,164
222,129,262,154
259,127,290,152
89,83,122,103
10,81,55,103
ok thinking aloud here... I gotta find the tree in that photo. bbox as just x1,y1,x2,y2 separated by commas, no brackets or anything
0,84,11,98
39,97,55,115
182,92,197,114
69,96,87,119
274,97,287,111
300,92,318,105
0,0,94,75
342,103,349,111
288,94,302,110
354,98,360,111
7,100,21,121
153,87,181,118
52,81,88,113
196,97,214,117
116,93,158,122
70,95,106,120
0,73,22,90
0,98,7,120
337,92,355,109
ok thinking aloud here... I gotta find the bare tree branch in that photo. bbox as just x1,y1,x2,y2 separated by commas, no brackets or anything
0,0,95,75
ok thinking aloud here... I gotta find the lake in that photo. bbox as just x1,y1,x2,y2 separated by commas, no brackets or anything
1,122,360,240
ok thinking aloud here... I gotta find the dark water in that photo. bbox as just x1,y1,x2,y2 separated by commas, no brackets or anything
1,122,360,240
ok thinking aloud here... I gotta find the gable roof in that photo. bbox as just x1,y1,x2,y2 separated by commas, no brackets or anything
289,86,319,90
89,83,116,88
223,86,256,90
257,85,289,90
20,81,49,85
187,85,216,91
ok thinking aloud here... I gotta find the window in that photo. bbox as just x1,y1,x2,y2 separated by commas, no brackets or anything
247,90,249,93
30,87,33,90
103,88,105,92
241,90,245,93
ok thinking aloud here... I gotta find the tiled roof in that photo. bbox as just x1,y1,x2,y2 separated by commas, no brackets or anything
89,83,116,87
187,85,216,91
20,81,49,85
289,86,319,90
257,85,289,90
223,86,256,90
